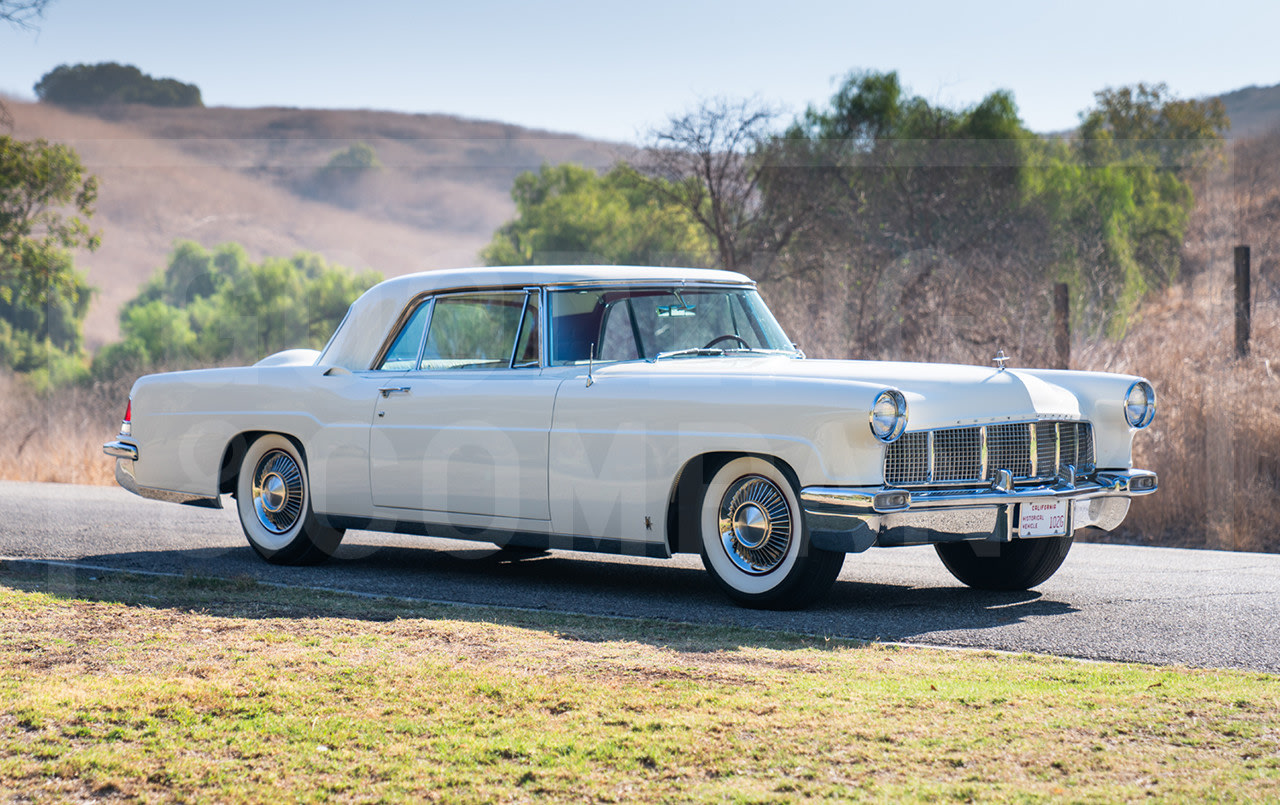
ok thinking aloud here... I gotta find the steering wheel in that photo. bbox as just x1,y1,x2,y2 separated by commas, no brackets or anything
703,334,750,349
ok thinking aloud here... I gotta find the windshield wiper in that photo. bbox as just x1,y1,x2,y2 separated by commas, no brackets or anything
652,347,725,361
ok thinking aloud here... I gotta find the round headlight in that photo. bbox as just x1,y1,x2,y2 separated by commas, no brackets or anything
1124,380,1156,429
870,389,908,443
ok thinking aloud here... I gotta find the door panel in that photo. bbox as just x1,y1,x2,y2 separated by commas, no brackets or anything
368,371,560,519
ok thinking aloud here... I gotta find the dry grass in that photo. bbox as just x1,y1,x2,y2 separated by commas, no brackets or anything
0,565,1276,802
1074,131,1280,552
0,372,120,486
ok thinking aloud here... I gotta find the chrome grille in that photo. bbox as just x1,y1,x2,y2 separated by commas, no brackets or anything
884,420,1094,487
987,423,1032,477
884,431,929,486
1061,424,1079,469
933,427,982,482
1077,424,1095,466
1035,424,1057,476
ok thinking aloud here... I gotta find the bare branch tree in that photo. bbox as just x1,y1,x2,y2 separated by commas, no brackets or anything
0,0,49,28
1,0,54,129
637,97,783,273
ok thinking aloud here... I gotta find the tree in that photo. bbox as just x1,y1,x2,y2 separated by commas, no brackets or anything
786,70,1033,263
1080,83,1229,170
322,142,382,173
0,0,49,28
636,98,789,274
761,71,1041,360
309,142,383,206
482,163,710,267
94,241,381,376
0,0,54,129
34,62,203,107
0,135,99,307
1028,83,1229,335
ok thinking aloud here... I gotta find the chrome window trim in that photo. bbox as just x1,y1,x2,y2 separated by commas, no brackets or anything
544,278,755,289
535,285,548,370
508,287,543,369
544,283,794,366
370,288,529,372
372,281,774,371
369,294,430,371
509,292,530,369
412,298,436,371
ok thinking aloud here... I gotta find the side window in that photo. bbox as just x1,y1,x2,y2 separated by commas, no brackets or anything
419,292,525,370
599,299,640,361
512,293,540,368
376,300,431,371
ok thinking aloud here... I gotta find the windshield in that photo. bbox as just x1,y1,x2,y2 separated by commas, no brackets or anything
548,286,796,365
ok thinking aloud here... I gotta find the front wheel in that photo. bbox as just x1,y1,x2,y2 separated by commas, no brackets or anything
235,434,343,565
935,536,1073,591
698,457,844,609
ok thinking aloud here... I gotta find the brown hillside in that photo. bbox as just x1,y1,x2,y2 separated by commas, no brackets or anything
1218,82,1280,139
5,100,623,347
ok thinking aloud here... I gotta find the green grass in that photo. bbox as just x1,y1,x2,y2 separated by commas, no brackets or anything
0,562,1276,803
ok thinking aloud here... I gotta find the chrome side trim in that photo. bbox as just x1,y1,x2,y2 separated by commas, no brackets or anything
102,440,138,460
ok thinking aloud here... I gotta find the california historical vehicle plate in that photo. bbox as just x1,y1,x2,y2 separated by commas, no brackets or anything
1020,499,1069,537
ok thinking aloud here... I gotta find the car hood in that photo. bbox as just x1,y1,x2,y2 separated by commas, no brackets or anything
796,358,1084,427
599,356,1087,429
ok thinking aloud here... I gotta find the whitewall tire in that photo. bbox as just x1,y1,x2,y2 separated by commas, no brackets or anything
235,434,343,565
698,457,843,609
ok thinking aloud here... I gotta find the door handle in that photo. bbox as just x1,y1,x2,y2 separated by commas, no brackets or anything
378,386,410,398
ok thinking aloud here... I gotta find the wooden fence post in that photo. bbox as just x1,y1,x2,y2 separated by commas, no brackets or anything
1235,245,1251,359
1053,283,1070,370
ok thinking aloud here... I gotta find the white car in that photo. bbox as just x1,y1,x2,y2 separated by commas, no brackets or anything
103,265,1158,609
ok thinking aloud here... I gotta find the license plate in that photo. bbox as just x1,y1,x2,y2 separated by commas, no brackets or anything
1020,499,1069,537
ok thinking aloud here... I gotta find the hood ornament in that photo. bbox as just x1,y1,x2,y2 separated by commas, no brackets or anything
993,349,1009,371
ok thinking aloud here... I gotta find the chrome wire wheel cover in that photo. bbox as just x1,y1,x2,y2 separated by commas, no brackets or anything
718,474,793,575
252,449,304,534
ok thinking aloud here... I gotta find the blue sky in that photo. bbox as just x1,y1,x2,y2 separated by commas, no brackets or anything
2,0,1275,142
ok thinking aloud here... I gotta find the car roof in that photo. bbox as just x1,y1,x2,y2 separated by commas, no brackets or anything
318,265,754,370
380,265,750,294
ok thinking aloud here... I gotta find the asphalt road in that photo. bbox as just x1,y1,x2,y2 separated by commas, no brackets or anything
2,480,1277,673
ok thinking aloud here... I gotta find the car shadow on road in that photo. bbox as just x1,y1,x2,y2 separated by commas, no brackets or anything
3,540,1081,651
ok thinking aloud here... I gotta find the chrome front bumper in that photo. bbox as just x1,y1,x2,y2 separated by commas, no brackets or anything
801,469,1158,553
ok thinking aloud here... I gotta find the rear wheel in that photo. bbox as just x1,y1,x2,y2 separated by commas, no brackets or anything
698,457,844,609
235,434,343,565
935,536,1073,591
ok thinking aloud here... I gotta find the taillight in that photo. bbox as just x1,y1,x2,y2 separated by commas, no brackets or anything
121,399,132,436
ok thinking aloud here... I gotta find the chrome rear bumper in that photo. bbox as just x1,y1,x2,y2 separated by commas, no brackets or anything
104,439,222,509
801,469,1157,553
102,439,138,460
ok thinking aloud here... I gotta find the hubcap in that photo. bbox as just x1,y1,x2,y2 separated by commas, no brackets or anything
718,475,793,575
252,450,304,534
260,473,287,512
732,502,769,549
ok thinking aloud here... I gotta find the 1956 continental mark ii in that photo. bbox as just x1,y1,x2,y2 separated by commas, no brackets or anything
103,265,1158,609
